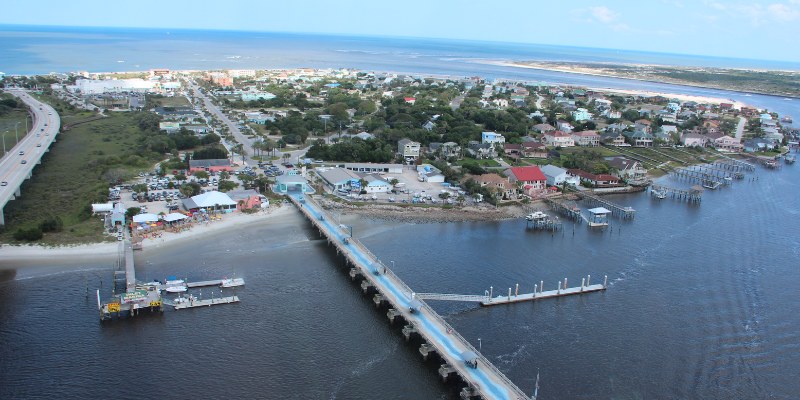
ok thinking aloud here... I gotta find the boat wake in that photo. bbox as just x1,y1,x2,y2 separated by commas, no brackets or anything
328,342,398,399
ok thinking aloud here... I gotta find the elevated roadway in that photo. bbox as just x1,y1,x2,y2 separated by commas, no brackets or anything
0,90,61,225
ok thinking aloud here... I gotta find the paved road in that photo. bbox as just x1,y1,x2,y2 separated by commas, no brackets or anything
735,116,746,139
0,90,61,224
187,80,312,170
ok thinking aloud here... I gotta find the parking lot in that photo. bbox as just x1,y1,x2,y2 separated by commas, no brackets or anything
317,168,477,206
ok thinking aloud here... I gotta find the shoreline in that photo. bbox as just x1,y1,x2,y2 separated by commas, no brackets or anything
478,59,796,103
0,205,293,267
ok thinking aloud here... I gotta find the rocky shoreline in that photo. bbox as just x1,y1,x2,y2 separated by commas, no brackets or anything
318,198,540,223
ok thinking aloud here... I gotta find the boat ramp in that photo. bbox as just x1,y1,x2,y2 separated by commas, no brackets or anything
289,193,604,399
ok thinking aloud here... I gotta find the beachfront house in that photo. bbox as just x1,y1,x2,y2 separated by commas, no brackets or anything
606,157,648,183
571,130,601,147
567,169,622,188
476,173,516,200
543,131,575,147
540,165,579,187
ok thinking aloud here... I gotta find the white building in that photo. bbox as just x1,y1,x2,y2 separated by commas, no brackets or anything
69,79,155,94
543,131,575,147
540,165,580,186
481,132,506,144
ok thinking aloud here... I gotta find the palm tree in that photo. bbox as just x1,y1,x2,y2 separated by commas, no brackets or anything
232,143,247,164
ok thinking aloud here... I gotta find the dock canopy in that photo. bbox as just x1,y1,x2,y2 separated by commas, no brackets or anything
132,213,159,223
587,207,611,215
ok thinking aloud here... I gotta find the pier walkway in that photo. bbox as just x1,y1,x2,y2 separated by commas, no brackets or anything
543,197,582,222
670,168,725,187
417,275,607,306
575,191,635,219
289,193,530,400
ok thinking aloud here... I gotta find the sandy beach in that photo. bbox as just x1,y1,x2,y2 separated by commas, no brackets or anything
0,205,294,267
477,59,753,108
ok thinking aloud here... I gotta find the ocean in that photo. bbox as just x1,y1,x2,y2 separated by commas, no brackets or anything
2,25,800,399
1,25,800,121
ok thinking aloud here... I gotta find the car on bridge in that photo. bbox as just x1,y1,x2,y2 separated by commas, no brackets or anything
21,160,27,164
1,182,7,186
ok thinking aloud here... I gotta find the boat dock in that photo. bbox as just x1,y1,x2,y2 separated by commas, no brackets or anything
692,165,736,183
98,238,241,321
650,184,703,203
712,152,756,171
417,275,607,306
524,212,562,231
669,167,725,187
543,197,583,222
290,193,533,400
170,295,240,310
575,191,635,219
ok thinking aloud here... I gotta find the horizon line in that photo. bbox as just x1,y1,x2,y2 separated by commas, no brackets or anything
2,23,799,67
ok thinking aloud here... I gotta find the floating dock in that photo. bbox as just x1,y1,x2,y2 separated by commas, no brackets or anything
416,275,607,306
290,193,533,400
171,295,240,310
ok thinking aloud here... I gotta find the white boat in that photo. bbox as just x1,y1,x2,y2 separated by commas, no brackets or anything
724,176,733,182
525,211,548,221
652,188,667,199
220,277,245,288
164,276,188,293
785,155,796,164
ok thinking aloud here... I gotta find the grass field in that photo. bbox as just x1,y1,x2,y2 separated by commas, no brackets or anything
0,109,155,245
456,158,501,167
0,93,33,151
150,95,191,108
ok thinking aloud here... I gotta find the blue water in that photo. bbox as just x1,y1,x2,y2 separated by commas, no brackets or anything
2,25,800,399
2,25,800,121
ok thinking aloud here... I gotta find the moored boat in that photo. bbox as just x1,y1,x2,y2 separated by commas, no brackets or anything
525,211,548,221
220,277,245,288
785,155,796,164
164,276,188,293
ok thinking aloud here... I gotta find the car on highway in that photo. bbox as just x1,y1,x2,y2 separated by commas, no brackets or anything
21,160,27,164
1,182,7,186
18,151,24,155
36,143,42,147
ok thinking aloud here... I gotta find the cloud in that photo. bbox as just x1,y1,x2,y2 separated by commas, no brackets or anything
767,3,800,21
703,1,800,25
589,6,618,23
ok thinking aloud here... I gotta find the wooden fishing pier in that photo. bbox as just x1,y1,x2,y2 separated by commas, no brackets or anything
575,191,635,219
650,183,703,203
290,192,555,400
543,197,583,222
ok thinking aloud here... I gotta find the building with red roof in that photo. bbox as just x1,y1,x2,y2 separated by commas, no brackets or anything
504,166,547,190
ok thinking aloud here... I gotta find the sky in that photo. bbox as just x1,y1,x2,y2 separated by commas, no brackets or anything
2,0,799,63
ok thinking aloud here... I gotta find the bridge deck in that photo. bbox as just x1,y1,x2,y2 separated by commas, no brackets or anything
289,193,530,400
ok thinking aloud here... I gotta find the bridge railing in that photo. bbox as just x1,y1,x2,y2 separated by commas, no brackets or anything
419,300,530,399
297,194,529,399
